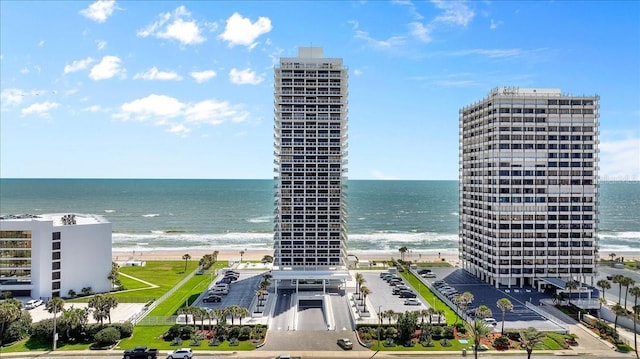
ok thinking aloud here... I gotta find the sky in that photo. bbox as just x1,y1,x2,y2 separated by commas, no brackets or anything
1,1,639,180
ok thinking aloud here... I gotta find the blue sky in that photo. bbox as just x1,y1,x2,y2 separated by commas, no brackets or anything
1,1,638,180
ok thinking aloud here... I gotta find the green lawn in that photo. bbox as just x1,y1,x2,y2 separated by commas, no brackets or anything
375,338,468,351
401,271,460,323
117,325,256,351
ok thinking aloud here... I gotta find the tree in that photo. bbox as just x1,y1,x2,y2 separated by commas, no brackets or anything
355,273,365,298
235,306,250,325
255,289,268,309
261,255,273,264
399,246,408,262
0,300,22,340
622,277,636,309
597,279,611,300
88,295,108,325
360,286,371,312
61,306,89,339
496,298,513,335
382,309,396,325
475,305,492,319
612,275,625,304
467,319,491,359
612,303,627,330
45,297,65,315
182,253,191,273
609,252,617,265
227,305,241,325
629,286,640,359
519,327,545,359
239,250,245,263
108,261,121,288
565,280,579,306
397,311,418,343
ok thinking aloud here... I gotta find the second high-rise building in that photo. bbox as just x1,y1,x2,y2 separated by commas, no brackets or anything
459,87,599,289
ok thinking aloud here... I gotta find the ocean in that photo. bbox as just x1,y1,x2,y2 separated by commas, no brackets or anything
0,179,638,253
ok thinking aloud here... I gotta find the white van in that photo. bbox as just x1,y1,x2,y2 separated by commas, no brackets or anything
482,318,497,326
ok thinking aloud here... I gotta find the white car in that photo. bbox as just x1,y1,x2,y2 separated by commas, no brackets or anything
482,318,498,326
24,299,43,310
166,347,192,359
404,298,421,306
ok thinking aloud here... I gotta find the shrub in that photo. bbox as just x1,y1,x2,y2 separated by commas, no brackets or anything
30,318,54,341
493,336,510,349
443,326,455,339
164,325,195,341
431,325,443,340
440,338,452,347
111,321,134,338
228,326,241,339
239,326,251,340
94,327,120,346
3,315,32,344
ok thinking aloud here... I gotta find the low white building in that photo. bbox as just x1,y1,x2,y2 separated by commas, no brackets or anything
0,213,112,300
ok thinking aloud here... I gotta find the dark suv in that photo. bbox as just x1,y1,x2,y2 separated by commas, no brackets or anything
399,290,417,298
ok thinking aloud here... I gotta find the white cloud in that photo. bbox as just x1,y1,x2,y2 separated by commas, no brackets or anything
64,57,95,74
219,12,272,48
370,170,399,180
393,0,424,20
409,22,431,43
353,69,363,76
600,137,640,181
490,19,502,30
80,0,117,23
185,99,248,124
82,105,104,112
447,48,522,58
114,94,249,134
1,88,45,108
20,68,30,74
190,70,217,83
133,67,183,81
96,40,107,50
432,0,475,26
21,101,60,117
38,40,45,47
229,68,264,85
355,30,406,49
89,55,125,80
137,6,205,45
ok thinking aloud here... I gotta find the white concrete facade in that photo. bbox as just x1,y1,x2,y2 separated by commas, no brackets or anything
0,213,112,299
272,47,349,279
459,87,599,288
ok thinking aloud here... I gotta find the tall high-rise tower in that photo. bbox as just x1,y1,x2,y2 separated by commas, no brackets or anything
272,47,349,288
459,87,599,289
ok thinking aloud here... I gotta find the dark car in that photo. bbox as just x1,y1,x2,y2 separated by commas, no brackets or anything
225,270,240,276
216,277,232,285
417,269,432,275
203,295,222,303
224,274,239,281
392,285,410,294
399,290,417,298
337,338,353,350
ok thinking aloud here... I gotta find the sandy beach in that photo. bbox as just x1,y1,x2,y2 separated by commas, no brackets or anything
113,247,640,266
112,247,462,264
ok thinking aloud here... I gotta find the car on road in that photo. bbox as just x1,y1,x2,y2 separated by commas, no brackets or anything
123,346,159,359
166,348,192,359
399,290,417,298
202,295,222,303
337,338,353,350
404,298,421,306
24,299,43,310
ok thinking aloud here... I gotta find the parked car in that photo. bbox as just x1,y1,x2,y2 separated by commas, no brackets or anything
166,348,192,359
392,285,410,294
434,280,446,286
399,290,417,298
482,318,498,326
404,298,421,306
208,288,228,295
216,277,232,285
24,299,43,310
223,274,239,281
203,295,222,303
389,280,404,286
421,272,437,278
337,338,353,350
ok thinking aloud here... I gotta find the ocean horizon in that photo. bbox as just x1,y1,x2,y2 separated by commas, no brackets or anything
1,179,638,254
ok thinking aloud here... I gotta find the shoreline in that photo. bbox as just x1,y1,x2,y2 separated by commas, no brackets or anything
112,247,640,264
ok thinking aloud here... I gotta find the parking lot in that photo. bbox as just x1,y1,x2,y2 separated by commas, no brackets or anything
197,269,269,311
359,271,428,315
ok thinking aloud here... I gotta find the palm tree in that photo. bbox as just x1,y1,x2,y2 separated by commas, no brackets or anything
236,306,250,325
213,308,227,325
354,273,364,298
227,305,241,325
0,300,22,340
107,261,120,288
613,274,625,304
436,308,446,324
622,277,636,309
255,289,268,309
467,319,491,359
182,253,191,273
382,309,396,325
475,305,492,319
399,246,408,262
612,303,627,330
239,250,245,263
599,297,607,319
360,286,371,312
46,297,65,350
609,252,617,265
597,279,611,300
496,298,513,335
261,255,273,264
629,286,640,359
520,327,546,359
565,280,579,306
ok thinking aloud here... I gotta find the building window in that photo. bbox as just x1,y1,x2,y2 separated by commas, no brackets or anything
52,272,61,280
53,262,61,270
52,282,61,290
52,232,61,240
52,242,61,250
52,252,61,260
